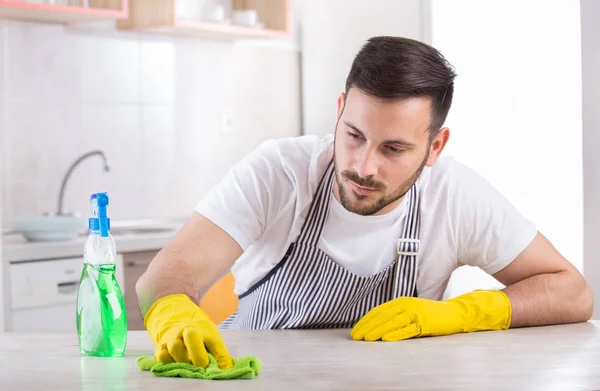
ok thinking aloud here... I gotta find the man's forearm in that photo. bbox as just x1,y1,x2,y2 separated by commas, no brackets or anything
503,270,593,328
136,249,201,318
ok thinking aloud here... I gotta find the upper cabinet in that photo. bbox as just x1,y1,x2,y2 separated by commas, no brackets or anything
0,0,128,24
0,0,289,40
117,0,291,40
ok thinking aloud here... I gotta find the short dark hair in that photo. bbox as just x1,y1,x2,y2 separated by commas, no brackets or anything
345,36,457,138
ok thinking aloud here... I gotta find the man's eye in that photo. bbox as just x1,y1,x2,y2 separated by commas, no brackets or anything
387,145,404,153
347,131,360,139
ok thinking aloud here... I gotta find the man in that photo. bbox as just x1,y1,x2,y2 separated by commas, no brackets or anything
136,36,593,370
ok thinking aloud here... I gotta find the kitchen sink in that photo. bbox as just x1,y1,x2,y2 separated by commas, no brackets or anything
108,219,183,236
4,218,184,242
110,226,177,235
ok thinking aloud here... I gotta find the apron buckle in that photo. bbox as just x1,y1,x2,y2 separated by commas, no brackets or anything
397,238,420,256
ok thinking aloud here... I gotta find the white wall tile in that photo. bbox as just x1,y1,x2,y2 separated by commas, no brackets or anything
7,102,81,185
81,36,139,103
141,177,183,218
227,45,301,149
0,97,5,176
1,21,301,225
6,21,80,103
0,22,6,101
53,103,143,219
174,39,232,105
141,105,175,179
79,103,142,177
174,101,227,194
47,176,143,220
7,180,45,219
0,88,6,225
1,180,9,224
141,41,175,105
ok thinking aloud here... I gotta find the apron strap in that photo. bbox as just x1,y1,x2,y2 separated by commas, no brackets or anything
296,160,422,298
297,162,335,246
393,184,421,297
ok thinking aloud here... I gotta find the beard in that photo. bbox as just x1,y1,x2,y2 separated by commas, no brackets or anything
334,149,429,216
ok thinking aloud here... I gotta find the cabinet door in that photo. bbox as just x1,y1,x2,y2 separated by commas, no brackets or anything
9,255,124,332
122,251,156,330
12,304,76,333
10,257,82,310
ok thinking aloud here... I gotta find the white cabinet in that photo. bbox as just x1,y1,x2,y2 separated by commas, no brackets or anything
7,255,125,332
12,303,78,333
11,257,83,311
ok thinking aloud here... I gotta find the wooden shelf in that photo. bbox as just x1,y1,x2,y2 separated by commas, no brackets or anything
0,0,127,24
118,0,291,40
146,19,289,40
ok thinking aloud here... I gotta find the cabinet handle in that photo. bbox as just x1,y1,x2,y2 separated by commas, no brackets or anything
127,261,150,268
57,281,79,295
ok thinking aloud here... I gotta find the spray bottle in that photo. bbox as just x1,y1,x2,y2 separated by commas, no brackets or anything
76,192,127,357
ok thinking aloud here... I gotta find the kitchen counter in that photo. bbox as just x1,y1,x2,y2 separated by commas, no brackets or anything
1,321,600,390
2,217,187,263
1,220,185,333
2,230,177,263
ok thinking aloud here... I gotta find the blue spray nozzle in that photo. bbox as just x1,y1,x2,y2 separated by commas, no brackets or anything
89,192,111,237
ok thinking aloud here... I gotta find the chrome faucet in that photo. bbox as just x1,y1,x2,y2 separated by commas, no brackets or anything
57,150,110,216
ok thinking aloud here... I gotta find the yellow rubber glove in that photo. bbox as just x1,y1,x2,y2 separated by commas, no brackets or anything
144,294,233,369
351,290,512,342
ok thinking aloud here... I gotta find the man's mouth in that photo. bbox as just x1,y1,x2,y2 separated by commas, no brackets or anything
349,181,378,196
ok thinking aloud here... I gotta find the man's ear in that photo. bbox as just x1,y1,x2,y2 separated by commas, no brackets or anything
426,127,450,166
337,92,346,119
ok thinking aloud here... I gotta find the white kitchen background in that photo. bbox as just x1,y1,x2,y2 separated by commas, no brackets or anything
1,0,599,330
0,20,300,223
299,0,599,314
431,0,584,296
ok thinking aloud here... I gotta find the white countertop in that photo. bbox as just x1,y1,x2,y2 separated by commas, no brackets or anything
1,322,600,390
2,231,176,263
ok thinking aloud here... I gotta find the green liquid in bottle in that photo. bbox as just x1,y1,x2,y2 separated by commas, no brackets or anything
76,263,127,357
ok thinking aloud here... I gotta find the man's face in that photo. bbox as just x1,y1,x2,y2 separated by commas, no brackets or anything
333,88,448,216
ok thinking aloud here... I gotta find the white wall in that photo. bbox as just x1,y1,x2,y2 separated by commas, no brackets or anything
299,0,431,136
581,0,600,319
0,20,300,225
432,0,583,297
0,20,4,331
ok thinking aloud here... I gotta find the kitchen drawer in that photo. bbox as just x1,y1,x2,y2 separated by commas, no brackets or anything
10,255,125,310
10,257,83,310
12,304,76,332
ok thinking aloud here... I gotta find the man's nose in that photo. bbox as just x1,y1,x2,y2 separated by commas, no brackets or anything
355,146,379,179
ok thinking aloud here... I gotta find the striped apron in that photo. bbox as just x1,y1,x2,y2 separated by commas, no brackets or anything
219,162,421,330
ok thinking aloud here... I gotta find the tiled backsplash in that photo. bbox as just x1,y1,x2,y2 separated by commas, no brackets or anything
0,20,301,225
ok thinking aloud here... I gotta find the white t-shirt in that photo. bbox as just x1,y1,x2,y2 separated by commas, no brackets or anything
196,134,537,300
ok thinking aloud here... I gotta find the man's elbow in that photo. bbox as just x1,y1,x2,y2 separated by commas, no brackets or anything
135,271,153,317
572,273,594,322
135,272,148,302
579,280,594,321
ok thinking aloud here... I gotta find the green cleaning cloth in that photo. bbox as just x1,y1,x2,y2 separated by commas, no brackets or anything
136,354,262,380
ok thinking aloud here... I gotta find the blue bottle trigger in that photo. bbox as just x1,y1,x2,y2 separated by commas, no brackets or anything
97,193,110,237
89,192,111,237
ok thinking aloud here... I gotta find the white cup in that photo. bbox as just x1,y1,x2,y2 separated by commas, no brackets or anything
176,0,201,20
201,4,226,22
232,9,259,26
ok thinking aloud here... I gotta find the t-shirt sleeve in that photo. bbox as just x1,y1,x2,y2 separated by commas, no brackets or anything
194,140,296,251
450,162,538,275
